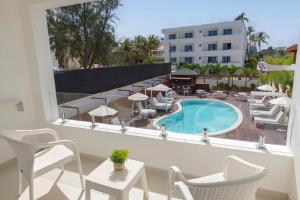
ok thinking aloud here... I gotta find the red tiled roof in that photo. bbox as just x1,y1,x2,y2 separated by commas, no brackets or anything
287,44,298,52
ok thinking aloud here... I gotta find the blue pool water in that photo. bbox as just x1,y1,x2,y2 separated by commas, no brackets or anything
157,99,239,135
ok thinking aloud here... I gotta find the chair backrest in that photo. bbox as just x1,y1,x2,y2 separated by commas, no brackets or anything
183,156,267,200
151,97,159,105
110,117,122,126
0,129,59,180
136,101,144,111
270,105,280,114
275,111,284,122
156,92,164,102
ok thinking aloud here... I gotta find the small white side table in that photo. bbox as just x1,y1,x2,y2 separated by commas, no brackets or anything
85,159,149,200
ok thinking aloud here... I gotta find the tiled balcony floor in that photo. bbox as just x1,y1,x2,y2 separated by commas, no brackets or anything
0,157,276,200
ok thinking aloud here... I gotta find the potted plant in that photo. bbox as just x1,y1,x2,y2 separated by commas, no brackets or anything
110,149,129,171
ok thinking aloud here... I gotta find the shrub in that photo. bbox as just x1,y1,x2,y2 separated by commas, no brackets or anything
245,57,258,69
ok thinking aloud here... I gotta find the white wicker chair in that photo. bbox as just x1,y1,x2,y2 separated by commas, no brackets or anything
0,128,85,200
167,156,268,200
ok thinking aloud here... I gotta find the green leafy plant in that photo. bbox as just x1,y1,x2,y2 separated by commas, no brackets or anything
110,149,129,164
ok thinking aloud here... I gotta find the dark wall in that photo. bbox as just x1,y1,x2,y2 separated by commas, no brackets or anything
54,63,171,94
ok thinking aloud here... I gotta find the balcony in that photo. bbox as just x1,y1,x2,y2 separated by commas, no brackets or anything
0,155,287,200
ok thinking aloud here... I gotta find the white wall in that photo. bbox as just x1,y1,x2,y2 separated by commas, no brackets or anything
52,123,294,194
0,0,37,163
289,39,300,200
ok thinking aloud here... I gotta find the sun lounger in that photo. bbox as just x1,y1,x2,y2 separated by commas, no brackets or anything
136,101,157,119
248,96,267,104
251,101,270,110
251,105,280,117
156,92,174,104
215,91,227,99
149,97,172,112
254,111,283,126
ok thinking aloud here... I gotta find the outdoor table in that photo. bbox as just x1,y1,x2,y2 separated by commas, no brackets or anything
85,159,149,200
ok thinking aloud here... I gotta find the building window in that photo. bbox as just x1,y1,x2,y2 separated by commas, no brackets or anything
185,57,193,64
208,56,218,63
208,30,218,36
170,57,177,64
169,34,177,40
223,43,232,50
170,46,176,52
185,32,193,38
223,28,233,35
184,45,193,52
222,56,231,63
208,43,218,51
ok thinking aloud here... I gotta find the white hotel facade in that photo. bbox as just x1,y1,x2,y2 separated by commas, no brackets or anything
162,20,247,67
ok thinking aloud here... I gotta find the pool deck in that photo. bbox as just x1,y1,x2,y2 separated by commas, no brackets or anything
72,95,287,145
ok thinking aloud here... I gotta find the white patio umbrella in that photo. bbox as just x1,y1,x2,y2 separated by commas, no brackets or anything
128,92,149,101
153,84,171,91
128,92,149,116
88,105,118,117
257,84,277,92
269,96,291,107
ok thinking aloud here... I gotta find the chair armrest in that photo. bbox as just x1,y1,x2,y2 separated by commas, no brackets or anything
35,140,81,160
168,166,187,192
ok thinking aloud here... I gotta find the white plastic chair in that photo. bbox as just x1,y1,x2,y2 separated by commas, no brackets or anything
167,156,268,200
0,128,85,200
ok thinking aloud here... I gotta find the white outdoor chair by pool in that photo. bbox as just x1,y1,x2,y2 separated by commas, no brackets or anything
0,128,84,200
254,111,284,126
149,97,173,112
167,156,267,200
156,92,174,104
251,105,280,117
247,96,267,104
136,101,157,119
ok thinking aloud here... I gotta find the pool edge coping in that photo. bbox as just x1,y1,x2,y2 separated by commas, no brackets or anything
152,98,244,136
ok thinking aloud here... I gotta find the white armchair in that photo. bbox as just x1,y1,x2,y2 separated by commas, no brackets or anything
167,156,268,200
0,128,84,200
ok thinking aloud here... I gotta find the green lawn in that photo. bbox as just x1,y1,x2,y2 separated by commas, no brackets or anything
264,53,294,65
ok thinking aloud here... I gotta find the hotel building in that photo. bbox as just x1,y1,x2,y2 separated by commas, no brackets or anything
162,20,247,67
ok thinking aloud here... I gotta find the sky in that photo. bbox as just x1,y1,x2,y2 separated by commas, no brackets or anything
114,0,300,48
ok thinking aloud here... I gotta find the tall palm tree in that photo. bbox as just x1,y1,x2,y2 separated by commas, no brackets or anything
147,34,160,55
256,32,270,52
235,12,249,25
133,35,149,63
226,65,239,87
211,64,223,87
246,26,255,56
198,65,210,84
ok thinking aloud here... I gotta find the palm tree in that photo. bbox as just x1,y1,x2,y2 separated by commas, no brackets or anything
198,65,210,84
226,65,239,87
211,64,223,87
246,26,255,57
235,12,249,25
133,35,149,63
256,32,270,52
242,68,252,88
147,34,160,55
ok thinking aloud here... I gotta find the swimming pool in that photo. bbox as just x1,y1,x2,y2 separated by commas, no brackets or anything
155,99,242,135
